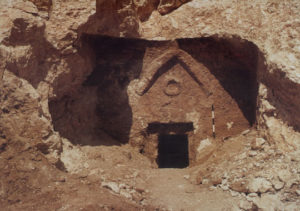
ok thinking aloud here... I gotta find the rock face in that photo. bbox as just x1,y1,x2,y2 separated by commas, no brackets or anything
92,0,191,37
0,71,61,164
28,0,52,13
157,0,191,15
1,0,299,153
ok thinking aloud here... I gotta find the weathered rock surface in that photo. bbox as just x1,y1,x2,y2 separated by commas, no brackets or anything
193,132,300,210
2,0,299,150
248,177,273,193
251,137,266,150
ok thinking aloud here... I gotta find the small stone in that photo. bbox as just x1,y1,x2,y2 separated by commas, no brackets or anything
195,175,203,185
277,169,291,183
238,152,247,160
290,152,300,162
267,149,275,156
246,193,258,202
209,186,217,191
132,171,139,177
275,150,283,156
220,184,229,191
242,129,250,135
230,190,239,197
248,151,257,157
120,189,132,199
202,179,209,185
248,177,272,193
272,180,285,191
135,187,145,194
296,190,300,196
140,199,147,206
291,168,297,174
56,177,66,182
222,173,229,179
239,200,252,210
248,193,258,197
183,175,190,180
211,175,222,185
119,183,126,189
129,189,136,194
251,138,266,150
254,163,260,167
241,193,246,197
229,179,248,193
132,192,143,202
101,181,120,193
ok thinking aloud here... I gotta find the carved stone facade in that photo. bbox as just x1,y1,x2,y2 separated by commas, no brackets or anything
128,45,253,166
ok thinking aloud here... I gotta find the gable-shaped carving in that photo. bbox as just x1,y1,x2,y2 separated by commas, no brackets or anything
136,49,213,97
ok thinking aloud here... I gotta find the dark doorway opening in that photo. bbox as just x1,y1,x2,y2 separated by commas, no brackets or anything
147,122,194,134
158,134,189,168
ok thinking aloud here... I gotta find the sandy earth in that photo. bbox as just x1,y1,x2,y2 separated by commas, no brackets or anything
1,126,299,210
142,169,240,211
47,129,257,210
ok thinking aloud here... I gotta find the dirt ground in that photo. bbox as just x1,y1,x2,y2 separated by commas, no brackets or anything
2,128,282,211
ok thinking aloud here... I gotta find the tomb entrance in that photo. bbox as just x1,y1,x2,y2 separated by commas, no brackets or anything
49,36,259,166
147,122,193,168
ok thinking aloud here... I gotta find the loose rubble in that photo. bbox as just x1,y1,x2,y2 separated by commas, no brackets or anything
191,135,300,210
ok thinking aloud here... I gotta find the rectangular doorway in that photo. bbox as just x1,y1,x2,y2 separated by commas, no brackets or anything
158,134,189,168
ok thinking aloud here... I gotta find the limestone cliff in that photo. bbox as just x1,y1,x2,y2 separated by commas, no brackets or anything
1,0,299,158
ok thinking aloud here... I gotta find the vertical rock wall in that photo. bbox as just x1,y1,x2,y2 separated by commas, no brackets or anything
0,0,299,168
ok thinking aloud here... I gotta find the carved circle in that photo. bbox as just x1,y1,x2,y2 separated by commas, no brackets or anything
164,79,181,96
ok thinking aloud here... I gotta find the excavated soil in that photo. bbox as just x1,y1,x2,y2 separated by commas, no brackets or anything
2,129,299,210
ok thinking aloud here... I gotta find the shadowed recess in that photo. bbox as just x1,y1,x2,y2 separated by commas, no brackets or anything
178,37,258,125
147,122,194,134
49,35,148,145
